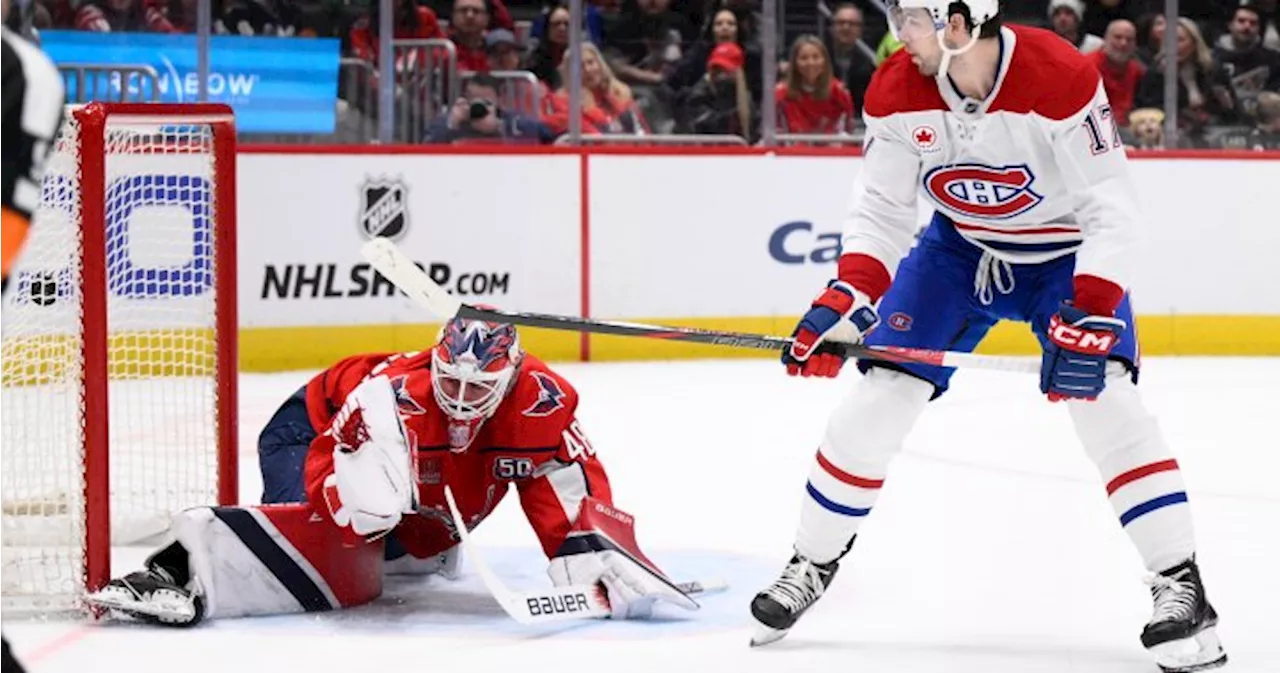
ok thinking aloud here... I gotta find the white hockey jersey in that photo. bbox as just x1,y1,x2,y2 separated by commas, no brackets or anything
839,24,1141,315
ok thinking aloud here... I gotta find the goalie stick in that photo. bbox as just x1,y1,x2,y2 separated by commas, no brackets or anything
361,238,1039,374
442,487,725,625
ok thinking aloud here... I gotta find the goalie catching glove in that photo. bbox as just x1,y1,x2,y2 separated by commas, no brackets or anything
318,375,419,539
548,497,698,619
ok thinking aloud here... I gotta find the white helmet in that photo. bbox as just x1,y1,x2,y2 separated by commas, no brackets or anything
887,0,1000,76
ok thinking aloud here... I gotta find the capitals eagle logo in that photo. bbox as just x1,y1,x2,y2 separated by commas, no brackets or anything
523,371,567,417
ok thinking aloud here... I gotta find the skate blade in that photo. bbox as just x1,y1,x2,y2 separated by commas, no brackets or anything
1149,626,1228,673
749,624,789,647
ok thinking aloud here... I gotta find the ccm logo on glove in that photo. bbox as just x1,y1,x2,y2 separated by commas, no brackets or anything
1048,314,1118,353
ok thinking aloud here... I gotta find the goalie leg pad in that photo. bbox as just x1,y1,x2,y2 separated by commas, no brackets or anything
170,504,384,620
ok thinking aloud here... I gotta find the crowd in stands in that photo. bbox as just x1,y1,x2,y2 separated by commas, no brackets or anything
9,0,1280,148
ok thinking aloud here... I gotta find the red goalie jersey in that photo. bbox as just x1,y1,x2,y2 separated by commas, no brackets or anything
302,346,611,561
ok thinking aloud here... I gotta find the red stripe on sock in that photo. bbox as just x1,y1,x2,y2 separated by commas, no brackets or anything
816,450,884,489
1106,459,1180,495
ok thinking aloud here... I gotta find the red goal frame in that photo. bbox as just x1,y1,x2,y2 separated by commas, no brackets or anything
74,102,239,594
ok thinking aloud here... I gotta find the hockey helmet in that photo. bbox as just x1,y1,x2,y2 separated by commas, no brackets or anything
887,0,999,76
430,314,523,450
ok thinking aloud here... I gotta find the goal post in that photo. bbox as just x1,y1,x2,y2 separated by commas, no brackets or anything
1,102,239,612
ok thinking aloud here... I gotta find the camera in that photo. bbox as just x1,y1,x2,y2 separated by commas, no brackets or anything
468,98,496,120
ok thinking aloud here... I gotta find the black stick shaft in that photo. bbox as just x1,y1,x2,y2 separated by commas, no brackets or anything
455,305,933,367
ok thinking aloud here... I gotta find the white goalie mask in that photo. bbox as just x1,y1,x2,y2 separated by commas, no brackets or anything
887,0,999,77
430,316,522,451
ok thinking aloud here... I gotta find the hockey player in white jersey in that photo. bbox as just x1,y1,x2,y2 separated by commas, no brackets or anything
749,2,1226,672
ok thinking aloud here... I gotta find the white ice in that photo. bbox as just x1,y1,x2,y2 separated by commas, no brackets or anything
5,357,1279,673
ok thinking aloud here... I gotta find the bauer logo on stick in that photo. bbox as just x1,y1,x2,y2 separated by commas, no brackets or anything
359,177,410,240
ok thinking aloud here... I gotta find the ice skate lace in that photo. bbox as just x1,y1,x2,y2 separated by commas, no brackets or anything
974,251,1016,306
762,559,827,612
1146,573,1197,623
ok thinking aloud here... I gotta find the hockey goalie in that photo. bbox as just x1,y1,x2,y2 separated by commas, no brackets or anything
87,316,697,625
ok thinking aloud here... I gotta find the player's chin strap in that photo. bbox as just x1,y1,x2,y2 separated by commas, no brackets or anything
935,24,982,80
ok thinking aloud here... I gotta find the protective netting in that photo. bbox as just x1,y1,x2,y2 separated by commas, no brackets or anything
2,109,225,612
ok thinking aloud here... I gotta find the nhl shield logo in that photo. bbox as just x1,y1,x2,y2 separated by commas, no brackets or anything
359,177,409,239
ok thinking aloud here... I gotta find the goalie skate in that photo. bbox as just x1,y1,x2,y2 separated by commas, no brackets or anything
85,568,205,627
749,554,838,646
1141,558,1227,673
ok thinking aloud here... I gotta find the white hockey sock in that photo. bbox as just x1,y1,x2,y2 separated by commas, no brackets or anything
1069,371,1196,572
795,368,932,563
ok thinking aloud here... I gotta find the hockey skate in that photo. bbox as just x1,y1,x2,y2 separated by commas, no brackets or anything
85,566,205,627
749,554,838,646
1141,558,1227,673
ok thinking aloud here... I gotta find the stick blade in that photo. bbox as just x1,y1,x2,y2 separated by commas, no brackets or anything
360,237,463,319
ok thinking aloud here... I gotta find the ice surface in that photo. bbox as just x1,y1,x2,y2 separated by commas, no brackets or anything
4,357,1278,673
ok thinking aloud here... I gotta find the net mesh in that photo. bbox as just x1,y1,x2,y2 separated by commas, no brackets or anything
2,109,225,612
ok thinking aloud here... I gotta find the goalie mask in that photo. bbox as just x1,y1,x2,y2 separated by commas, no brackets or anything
431,316,523,451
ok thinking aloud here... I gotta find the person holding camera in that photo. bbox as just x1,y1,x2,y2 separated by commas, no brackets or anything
425,73,552,144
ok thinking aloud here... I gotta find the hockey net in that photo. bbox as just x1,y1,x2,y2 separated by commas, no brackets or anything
1,103,239,613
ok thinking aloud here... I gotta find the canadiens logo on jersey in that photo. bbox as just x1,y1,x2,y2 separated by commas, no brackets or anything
923,163,1044,220
523,371,567,417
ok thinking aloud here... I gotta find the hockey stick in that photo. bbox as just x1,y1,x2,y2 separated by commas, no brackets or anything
362,238,1038,374
443,486,724,625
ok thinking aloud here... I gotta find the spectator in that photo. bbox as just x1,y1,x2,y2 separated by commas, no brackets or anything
486,29,544,118
667,8,762,104
677,41,756,140
75,0,178,32
719,0,763,46
543,41,649,137
1049,0,1103,53
485,27,521,71
1258,0,1280,50
214,0,298,36
1089,19,1146,126
1136,17,1237,144
603,0,690,131
775,35,854,135
823,2,875,115
487,0,512,31
426,73,551,144
1213,2,1280,121
529,1,604,49
1136,12,1167,65
1127,107,1165,149
1082,0,1135,41
349,0,442,65
450,0,490,72
1246,90,1280,147
526,4,570,87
